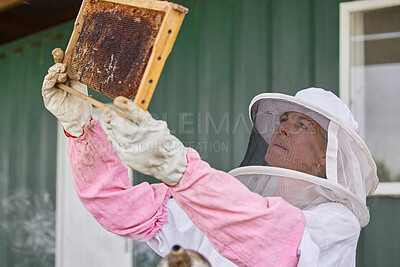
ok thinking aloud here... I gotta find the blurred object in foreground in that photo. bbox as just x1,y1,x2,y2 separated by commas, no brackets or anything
157,245,211,267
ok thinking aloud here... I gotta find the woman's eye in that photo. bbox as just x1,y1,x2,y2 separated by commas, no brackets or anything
299,122,307,129
280,118,287,123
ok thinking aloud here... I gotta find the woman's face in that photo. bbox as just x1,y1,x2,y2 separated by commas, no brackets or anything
265,112,327,177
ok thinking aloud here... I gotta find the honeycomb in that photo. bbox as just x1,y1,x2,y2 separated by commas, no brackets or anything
67,1,164,98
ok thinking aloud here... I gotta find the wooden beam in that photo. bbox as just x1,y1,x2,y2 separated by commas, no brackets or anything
0,0,26,12
0,6,79,44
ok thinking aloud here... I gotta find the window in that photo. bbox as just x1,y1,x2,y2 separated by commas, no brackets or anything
340,0,400,195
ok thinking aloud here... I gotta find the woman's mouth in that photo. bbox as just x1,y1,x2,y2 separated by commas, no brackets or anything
273,143,287,150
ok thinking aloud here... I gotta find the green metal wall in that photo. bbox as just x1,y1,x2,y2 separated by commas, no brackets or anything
0,0,396,266
0,22,73,266
151,0,348,172
357,197,400,266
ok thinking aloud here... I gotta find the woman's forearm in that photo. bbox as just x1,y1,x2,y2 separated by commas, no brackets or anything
68,119,171,241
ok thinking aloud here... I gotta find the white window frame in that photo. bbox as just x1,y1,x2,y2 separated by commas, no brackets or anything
339,0,400,196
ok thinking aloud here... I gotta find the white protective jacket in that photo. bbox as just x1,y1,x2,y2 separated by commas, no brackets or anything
148,199,360,267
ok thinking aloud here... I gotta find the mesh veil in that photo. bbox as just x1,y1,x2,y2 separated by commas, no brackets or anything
234,90,379,227
240,127,269,167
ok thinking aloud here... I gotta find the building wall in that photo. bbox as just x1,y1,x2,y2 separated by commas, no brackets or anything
149,0,347,172
357,197,400,266
0,22,73,266
0,0,396,266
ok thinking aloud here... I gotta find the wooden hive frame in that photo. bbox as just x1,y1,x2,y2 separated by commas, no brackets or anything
56,0,188,111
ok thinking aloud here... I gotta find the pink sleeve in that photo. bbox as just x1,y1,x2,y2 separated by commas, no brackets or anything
68,119,171,241
171,148,306,267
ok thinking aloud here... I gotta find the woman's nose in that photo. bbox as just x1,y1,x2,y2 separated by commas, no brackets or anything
278,123,289,137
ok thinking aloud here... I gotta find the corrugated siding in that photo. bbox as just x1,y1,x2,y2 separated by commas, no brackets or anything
1,0,396,266
357,197,400,266
149,0,347,172
0,22,73,267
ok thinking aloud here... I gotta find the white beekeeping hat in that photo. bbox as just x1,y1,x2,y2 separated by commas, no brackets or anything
231,88,379,227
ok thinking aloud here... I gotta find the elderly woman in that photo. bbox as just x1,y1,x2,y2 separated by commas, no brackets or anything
42,60,378,266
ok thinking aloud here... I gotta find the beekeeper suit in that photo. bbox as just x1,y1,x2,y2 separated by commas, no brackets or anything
42,59,378,267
